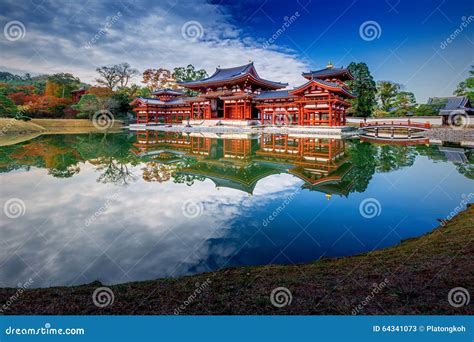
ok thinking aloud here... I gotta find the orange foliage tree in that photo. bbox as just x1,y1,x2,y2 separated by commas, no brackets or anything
87,86,114,98
142,68,177,90
44,80,61,97
23,94,72,118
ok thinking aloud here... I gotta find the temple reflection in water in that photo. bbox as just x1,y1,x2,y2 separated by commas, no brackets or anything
132,131,353,196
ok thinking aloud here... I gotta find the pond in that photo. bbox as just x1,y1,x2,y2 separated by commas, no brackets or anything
0,131,472,288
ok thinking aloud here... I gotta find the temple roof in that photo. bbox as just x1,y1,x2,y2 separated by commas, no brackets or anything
254,90,297,100
302,67,353,81
131,97,191,106
290,79,355,98
151,88,186,96
178,63,287,90
427,96,472,115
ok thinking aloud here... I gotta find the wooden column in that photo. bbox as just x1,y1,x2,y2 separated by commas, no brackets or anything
328,96,333,127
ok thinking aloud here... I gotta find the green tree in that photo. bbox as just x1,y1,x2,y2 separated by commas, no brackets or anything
0,93,18,117
413,98,446,116
111,92,132,116
47,73,81,98
0,71,23,82
119,84,149,98
72,94,100,119
393,91,417,116
347,62,377,117
376,81,400,112
172,65,208,95
453,65,474,102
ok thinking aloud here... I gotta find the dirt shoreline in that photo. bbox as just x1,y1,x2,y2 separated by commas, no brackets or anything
0,118,124,146
1,206,472,315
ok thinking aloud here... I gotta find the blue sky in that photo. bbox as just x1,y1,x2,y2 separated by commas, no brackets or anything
0,0,472,102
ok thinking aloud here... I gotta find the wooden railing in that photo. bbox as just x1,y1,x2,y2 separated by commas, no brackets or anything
359,120,430,129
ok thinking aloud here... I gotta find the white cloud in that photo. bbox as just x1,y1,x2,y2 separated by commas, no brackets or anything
0,0,309,87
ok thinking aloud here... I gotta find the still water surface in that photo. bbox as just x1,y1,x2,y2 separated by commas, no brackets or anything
0,131,472,287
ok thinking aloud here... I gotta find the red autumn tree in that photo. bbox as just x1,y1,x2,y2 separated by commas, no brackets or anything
7,92,27,105
23,95,72,118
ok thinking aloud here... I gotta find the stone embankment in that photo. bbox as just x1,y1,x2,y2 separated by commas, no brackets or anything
423,127,474,142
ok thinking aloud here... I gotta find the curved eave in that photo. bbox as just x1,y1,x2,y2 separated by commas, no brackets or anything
178,74,287,91
289,80,355,98
253,95,297,102
302,69,354,81
130,98,145,106
130,97,192,107
151,90,185,96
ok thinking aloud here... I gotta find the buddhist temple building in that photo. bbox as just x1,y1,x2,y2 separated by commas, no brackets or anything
132,62,354,127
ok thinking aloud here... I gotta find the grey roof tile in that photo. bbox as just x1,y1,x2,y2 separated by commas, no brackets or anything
254,90,296,100
178,63,287,89
302,67,353,79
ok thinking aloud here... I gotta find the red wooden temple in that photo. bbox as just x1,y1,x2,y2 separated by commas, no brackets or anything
131,62,354,126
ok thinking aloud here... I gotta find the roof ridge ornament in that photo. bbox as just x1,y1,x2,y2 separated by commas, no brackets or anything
326,61,333,69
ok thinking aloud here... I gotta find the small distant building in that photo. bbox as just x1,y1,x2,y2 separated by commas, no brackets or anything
427,96,473,126
71,87,87,103
130,88,191,124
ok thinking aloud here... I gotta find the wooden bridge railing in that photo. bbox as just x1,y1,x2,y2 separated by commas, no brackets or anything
359,120,430,129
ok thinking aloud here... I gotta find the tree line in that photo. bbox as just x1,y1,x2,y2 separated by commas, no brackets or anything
0,63,207,120
0,62,472,120
347,63,473,117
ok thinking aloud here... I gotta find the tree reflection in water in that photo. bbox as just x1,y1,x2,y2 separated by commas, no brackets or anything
0,132,472,192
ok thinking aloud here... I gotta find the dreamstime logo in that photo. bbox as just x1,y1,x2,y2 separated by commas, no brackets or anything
359,20,382,41
181,21,203,42
262,11,300,49
1,108,28,136
84,191,121,227
3,198,26,218
0,278,34,313
448,287,470,308
85,11,122,49
92,287,115,308
274,114,294,126
352,278,390,315
92,110,115,130
182,199,204,218
270,287,292,308
262,188,301,227
359,198,382,219
440,16,474,49
3,20,26,41
448,111,470,130
174,278,212,315
440,193,473,226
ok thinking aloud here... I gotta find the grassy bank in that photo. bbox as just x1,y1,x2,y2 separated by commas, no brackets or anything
1,206,472,315
0,118,124,146
0,118,123,134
